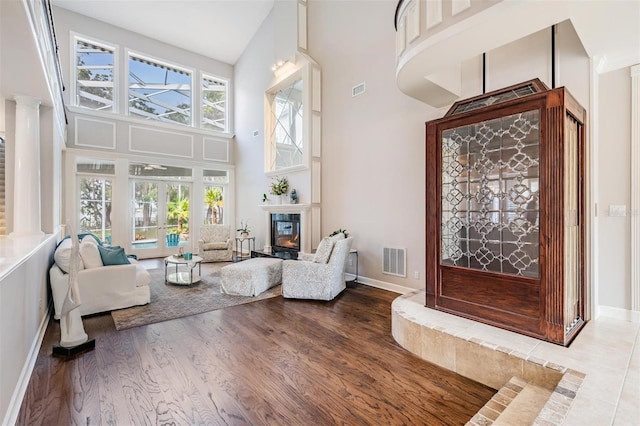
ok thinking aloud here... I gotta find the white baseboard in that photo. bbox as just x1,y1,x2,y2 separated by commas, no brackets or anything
597,305,640,323
351,274,417,295
2,305,51,426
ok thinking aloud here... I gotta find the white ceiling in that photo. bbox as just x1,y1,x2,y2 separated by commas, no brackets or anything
52,0,275,65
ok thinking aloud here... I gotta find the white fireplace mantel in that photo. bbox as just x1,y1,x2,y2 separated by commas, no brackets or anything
260,204,312,254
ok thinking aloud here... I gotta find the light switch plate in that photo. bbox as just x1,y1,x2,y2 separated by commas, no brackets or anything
609,205,627,217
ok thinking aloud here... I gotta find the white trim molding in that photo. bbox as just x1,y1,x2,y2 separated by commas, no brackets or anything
2,308,51,426
74,116,117,149
355,276,415,295
128,125,194,158
598,305,640,323
203,137,229,163
452,0,471,16
587,56,606,320
396,15,406,58
407,0,420,43
631,64,640,312
425,0,443,30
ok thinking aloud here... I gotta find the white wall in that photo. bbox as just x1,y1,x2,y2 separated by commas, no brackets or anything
598,67,632,310
234,2,303,251
485,21,589,101
308,0,435,289
0,235,57,425
40,106,62,234
234,9,276,251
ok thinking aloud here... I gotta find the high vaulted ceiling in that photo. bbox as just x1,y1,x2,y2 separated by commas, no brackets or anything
52,0,275,65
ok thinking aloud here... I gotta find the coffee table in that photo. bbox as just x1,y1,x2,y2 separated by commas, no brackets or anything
164,255,203,285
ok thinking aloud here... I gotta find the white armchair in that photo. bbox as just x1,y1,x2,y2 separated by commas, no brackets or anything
282,236,353,301
198,224,233,262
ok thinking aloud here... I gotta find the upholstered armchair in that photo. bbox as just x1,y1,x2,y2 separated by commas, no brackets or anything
282,236,353,301
198,224,233,262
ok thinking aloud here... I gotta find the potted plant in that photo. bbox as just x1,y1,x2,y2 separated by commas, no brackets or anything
237,220,250,237
329,228,349,238
270,176,289,204
262,193,270,204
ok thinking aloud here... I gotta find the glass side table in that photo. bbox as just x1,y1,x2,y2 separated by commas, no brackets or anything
234,236,255,261
346,249,358,288
164,255,203,285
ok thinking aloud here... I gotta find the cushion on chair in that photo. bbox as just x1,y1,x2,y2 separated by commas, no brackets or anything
53,238,85,274
313,237,335,263
329,232,346,242
203,242,230,250
98,245,131,266
313,232,345,263
80,236,103,269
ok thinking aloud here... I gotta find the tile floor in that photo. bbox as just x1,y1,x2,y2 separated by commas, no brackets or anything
393,291,640,425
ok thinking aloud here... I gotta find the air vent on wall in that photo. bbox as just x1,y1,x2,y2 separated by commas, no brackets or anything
383,247,406,277
352,82,366,97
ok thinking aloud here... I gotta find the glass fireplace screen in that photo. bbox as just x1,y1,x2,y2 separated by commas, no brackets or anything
441,110,540,278
271,213,301,252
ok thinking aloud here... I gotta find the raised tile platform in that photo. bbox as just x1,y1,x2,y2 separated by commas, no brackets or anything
392,290,640,425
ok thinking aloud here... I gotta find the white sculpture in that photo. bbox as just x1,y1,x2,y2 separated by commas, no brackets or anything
58,225,88,348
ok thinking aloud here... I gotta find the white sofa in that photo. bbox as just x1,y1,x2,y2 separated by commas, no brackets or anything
50,236,151,319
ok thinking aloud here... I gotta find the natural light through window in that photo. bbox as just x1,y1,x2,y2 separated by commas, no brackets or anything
203,169,228,225
76,158,115,244
201,75,227,132
128,53,192,125
74,38,115,111
72,35,232,133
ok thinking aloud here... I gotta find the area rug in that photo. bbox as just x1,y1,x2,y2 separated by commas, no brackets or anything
111,268,281,330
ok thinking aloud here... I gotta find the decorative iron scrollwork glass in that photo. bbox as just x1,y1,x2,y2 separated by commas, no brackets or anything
450,83,539,116
441,110,540,278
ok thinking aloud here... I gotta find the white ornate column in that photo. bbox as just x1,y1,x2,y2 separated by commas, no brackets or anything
631,65,640,312
10,96,43,237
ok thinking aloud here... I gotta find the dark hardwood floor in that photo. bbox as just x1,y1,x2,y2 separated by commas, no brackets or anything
18,281,495,425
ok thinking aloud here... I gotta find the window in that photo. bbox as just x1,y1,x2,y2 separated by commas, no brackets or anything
74,38,115,111
265,68,306,172
73,35,232,133
128,53,192,125
77,158,115,244
272,78,304,168
201,74,228,132
128,162,193,180
203,170,228,225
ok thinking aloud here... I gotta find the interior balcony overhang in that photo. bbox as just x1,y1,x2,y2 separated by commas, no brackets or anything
1,1,51,106
396,0,640,108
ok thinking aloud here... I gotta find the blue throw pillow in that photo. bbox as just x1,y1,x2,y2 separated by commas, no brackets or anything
97,245,130,266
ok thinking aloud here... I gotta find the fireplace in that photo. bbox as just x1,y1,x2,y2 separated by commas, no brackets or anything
271,213,300,256
260,203,312,255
